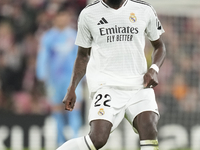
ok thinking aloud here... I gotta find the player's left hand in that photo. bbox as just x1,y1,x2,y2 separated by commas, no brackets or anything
143,68,158,88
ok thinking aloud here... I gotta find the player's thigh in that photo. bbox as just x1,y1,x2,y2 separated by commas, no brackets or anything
125,88,159,132
88,88,127,132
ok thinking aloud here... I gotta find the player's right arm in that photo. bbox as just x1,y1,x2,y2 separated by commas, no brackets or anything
63,46,91,111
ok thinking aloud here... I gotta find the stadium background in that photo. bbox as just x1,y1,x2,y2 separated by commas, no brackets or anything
0,0,199,150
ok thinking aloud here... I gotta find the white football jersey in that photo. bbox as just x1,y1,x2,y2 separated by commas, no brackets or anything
75,0,165,94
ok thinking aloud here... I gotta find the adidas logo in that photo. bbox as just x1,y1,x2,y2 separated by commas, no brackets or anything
97,17,108,25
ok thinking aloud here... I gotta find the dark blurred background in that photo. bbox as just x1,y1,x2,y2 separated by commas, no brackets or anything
0,0,86,115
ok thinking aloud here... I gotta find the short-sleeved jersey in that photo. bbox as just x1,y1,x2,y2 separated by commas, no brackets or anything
75,0,164,94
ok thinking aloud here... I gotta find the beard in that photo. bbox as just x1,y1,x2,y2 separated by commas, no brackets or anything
107,0,124,5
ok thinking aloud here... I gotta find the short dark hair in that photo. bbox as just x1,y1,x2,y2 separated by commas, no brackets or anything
57,2,70,14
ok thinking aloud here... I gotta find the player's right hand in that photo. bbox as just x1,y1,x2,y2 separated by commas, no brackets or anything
62,87,76,111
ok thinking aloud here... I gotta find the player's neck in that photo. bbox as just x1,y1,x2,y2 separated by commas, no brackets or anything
103,0,126,9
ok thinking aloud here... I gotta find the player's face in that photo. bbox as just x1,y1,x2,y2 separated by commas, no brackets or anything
54,12,71,29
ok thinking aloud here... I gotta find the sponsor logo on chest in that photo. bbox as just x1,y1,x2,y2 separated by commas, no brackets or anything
97,13,139,43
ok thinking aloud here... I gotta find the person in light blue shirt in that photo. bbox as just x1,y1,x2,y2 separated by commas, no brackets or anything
36,7,83,146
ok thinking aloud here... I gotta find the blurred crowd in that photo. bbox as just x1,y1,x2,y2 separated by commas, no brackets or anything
0,0,87,114
0,0,199,118
152,16,200,115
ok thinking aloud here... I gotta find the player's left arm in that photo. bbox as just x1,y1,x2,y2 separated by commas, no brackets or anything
144,37,166,88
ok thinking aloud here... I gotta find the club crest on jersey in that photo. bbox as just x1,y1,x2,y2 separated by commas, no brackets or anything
98,108,105,116
129,13,137,23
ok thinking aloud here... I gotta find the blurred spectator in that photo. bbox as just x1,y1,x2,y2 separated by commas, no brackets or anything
172,73,188,101
179,87,199,112
0,0,87,114
36,6,83,146
0,22,25,105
